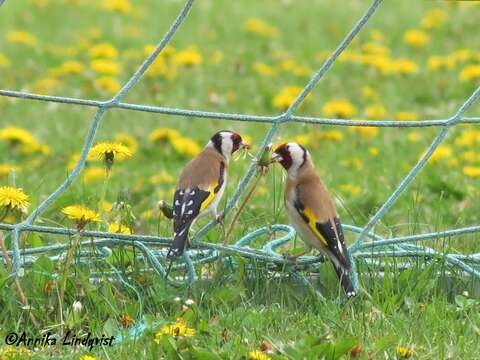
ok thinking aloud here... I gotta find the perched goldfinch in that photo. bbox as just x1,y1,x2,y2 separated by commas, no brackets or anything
271,143,356,297
167,131,250,258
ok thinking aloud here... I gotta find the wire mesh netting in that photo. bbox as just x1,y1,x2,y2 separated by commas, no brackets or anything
1,0,479,301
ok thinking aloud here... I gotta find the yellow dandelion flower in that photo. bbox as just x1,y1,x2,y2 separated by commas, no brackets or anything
90,59,121,76
407,132,422,142
451,49,474,63
150,171,175,185
0,346,32,358
103,0,131,13
365,104,387,119
351,126,379,139
403,29,429,48
396,346,414,358
461,151,477,163
369,147,379,157
0,127,36,146
31,77,63,95
0,54,10,67
362,54,393,74
140,209,155,220
62,205,101,225
447,158,459,167
146,57,176,79
395,112,418,121
455,131,476,147
459,65,480,82
0,164,21,178
427,55,454,72
83,167,106,183
149,128,181,143
174,47,203,66
94,76,121,93
89,142,132,169
154,318,195,342
253,62,277,77
244,18,279,38
427,145,452,163
290,134,311,146
108,222,132,234
272,86,308,110
171,137,201,157
6,30,37,46
79,355,97,360
421,8,448,30
248,350,270,360
362,42,390,56
463,166,480,177
316,130,344,142
291,66,311,77
99,200,113,213
50,61,85,77
339,184,361,196
391,58,418,75
114,133,138,153
89,42,118,59
361,86,379,101
30,0,50,8
0,186,29,211
323,100,357,119
144,45,176,58
278,59,297,72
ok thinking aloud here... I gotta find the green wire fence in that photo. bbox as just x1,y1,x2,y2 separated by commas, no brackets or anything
1,0,479,302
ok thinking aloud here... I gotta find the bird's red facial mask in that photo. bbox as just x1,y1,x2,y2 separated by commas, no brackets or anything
231,132,250,154
272,144,292,170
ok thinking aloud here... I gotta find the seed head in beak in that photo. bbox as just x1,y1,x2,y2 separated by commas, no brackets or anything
270,153,283,163
241,141,251,150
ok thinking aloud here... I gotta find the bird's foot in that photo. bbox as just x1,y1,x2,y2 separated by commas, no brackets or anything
214,212,224,225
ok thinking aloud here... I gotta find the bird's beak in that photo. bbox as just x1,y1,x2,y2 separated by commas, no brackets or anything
270,153,282,163
240,141,251,150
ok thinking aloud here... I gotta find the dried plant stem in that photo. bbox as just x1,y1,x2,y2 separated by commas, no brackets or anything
0,231,39,327
59,231,81,302
223,171,263,245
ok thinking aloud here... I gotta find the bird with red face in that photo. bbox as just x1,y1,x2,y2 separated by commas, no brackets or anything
167,131,250,258
271,142,356,298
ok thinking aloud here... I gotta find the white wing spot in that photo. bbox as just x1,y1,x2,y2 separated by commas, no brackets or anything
187,210,193,215
187,200,193,206
175,200,180,206
190,190,195,195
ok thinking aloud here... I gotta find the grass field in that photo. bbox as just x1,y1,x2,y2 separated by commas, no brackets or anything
1,0,480,359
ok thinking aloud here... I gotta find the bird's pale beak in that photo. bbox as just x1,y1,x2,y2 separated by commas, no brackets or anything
240,141,251,150
270,153,282,163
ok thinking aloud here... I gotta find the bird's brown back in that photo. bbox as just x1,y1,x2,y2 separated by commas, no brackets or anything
178,147,226,189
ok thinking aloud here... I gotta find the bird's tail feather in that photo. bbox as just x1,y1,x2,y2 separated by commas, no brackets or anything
332,262,357,298
167,223,192,259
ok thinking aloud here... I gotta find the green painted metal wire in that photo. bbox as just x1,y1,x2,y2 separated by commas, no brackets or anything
1,0,479,341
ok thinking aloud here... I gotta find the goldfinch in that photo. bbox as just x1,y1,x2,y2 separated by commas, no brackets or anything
167,131,250,258
271,142,356,297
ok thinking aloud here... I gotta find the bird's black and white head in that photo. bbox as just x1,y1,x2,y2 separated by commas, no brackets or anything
207,131,250,159
271,142,310,177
